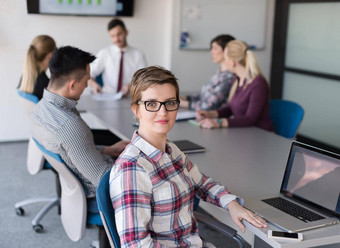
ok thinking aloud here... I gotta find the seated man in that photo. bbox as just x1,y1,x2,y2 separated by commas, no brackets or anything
31,46,129,247
89,18,146,95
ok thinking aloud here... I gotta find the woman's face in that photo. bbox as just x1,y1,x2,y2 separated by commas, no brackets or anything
133,83,178,138
210,42,225,64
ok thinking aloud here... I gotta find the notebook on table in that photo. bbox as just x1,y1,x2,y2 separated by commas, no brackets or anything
245,141,340,232
173,140,205,154
176,110,196,121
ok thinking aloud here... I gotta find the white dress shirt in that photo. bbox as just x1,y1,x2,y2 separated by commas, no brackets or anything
90,44,146,93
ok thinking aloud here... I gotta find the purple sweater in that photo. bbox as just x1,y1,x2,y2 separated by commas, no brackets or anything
217,75,273,131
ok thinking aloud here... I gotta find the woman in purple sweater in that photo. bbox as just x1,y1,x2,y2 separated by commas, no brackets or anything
196,40,273,131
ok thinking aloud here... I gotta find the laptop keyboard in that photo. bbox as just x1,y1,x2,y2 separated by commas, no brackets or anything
262,197,326,222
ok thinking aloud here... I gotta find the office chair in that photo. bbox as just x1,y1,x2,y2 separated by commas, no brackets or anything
270,99,304,139
17,90,39,115
15,90,61,233
96,170,246,248
33,138,103,243
96,74,104,87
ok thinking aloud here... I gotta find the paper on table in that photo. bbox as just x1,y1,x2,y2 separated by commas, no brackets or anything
92,92,123,101
80,112,107,130
176,110,196,121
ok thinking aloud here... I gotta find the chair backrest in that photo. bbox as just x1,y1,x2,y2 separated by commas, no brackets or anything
270,99,304,139
17,90,39,116
96,170,121,248
26,137,45,175
96,74,104,87
33,139,87,242
17,90,47,174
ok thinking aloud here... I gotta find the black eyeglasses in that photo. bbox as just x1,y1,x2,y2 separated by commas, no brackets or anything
138,100,180,112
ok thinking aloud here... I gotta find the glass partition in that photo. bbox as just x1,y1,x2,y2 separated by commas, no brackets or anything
285,2,340,76
283,72,340,149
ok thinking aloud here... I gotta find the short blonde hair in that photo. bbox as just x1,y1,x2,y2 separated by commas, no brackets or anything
130,66,179,106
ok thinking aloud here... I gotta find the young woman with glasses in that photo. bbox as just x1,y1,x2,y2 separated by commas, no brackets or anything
109,66,267,247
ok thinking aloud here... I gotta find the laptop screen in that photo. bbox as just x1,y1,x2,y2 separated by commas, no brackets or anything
281,142,340,216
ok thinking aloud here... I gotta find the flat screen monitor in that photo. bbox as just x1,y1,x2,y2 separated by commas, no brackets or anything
27,0,134,17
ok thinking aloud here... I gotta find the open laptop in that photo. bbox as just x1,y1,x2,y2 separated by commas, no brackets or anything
245,141,340,232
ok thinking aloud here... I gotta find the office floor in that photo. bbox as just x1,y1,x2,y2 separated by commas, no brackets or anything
0,141,248,248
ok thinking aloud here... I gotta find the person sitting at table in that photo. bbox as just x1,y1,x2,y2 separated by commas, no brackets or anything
31,46,129,248
18,35,56,100
196,40,273,131
180,34,235,111
88,18,147,96
109,66,267,248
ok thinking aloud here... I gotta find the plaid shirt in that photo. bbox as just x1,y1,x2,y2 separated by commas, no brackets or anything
110,132,241,248
188,69,234,111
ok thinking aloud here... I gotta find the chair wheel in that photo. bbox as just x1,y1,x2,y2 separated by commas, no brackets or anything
33,224,44,233
16,207,25,216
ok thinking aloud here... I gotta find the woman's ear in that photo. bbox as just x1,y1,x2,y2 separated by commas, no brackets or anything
131,104,139,120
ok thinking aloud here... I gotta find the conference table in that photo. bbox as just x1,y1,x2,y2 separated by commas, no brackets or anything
78,95,340,248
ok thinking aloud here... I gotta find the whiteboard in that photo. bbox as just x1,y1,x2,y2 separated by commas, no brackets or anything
180,0,268,50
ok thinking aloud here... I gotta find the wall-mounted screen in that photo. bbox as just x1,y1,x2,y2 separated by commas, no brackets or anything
27,0,134,17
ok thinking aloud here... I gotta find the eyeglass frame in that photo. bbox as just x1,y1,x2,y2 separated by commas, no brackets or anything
137,100,180,112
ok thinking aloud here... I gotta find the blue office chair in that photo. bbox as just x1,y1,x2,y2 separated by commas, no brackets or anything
96,74,104,87
15,90,61,233
270,99,304,139
17,89,39,114
96,171,121,248
96,170,246,248
33,138,102,242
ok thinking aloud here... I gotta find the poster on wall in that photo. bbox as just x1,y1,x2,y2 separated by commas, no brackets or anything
27,0,134,16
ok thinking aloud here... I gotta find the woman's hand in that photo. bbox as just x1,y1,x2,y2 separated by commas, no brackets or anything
227,200,267,232
180,99,189,108
196,110,218,120
198,118,219,129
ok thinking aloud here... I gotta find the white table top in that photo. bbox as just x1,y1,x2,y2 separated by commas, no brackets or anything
82,102,340,248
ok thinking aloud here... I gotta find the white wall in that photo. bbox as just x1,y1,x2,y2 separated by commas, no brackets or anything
170,0,276,92
0,0,275,142
0,0,172,141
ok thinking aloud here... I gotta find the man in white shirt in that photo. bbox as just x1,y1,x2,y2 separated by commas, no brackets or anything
89,18,146,95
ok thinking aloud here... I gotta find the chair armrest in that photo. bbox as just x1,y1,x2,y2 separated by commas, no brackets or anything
194,211,236,237
194,211,247,248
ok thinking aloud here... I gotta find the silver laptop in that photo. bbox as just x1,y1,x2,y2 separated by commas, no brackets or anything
246,141,340,232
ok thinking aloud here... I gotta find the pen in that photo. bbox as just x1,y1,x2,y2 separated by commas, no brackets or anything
188,119,200,127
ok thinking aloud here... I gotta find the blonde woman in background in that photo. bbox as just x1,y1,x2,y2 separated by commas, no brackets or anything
18,35,56,100
197,40,273,131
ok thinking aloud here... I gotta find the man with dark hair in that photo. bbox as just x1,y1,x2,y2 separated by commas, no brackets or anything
89,18,146,95
31,45,129,209
31,46,128,247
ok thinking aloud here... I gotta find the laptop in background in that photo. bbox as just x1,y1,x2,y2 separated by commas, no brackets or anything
246,141,340,232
